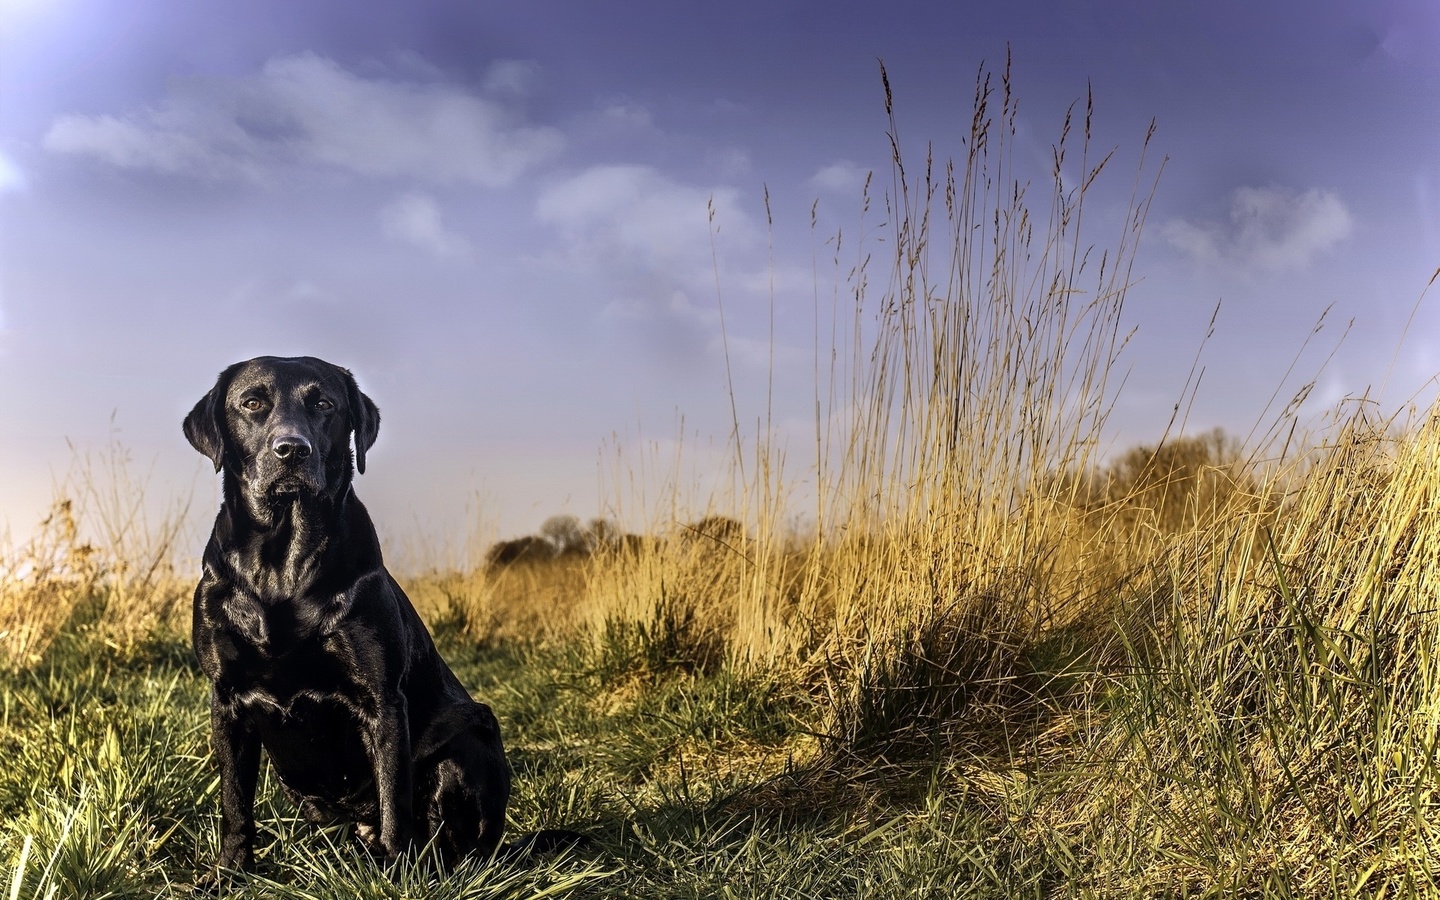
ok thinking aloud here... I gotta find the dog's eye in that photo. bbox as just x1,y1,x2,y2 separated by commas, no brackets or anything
242,398,264,412
315,398,334,411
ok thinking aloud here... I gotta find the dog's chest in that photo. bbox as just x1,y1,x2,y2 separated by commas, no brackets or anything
219,585,351,652
219,604,380,809
239,639,350,698
243,678,377,808
215,594,365,702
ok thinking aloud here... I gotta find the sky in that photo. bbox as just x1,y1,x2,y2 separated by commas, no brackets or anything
2,0,1439,565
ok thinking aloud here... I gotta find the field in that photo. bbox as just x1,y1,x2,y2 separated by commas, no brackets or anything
4,66,1440,898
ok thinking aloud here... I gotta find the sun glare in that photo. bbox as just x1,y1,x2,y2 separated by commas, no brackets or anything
0,0,62,33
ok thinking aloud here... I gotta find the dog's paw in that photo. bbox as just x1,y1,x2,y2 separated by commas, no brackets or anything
353,822,418,861
352,821,382,854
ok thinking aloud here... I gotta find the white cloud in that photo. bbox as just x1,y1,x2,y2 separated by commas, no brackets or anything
809,160,871,196
539,165,799,371
536,164,755,288
737,262,816,299
708,147,752,180
482,59,543,97
0,152,22,335
717,331,808,371
379,192,470,258
44,92,262,180
535,165,816,375
0,151,27,193
1306,372,1350,412
1163,185,1353,274
286,280,326,301
596,100,654,130
43,53,563,186
602,290,718,325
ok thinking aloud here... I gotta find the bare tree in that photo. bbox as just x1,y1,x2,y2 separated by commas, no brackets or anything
586,517,621,551
539,515,587,555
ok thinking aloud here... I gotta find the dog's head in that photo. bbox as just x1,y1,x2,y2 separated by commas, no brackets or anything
184,356,380,505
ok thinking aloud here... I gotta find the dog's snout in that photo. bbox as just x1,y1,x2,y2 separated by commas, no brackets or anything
271,434,313,462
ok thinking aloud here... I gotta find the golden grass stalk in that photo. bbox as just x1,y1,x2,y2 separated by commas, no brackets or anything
0,439,191,668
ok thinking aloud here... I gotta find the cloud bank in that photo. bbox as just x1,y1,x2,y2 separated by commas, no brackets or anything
378,192,470,259
809,160,870,195
1164,185,1353,274
43,53,563,186
536,164,754,288
537,164,784,369
0,152,26,194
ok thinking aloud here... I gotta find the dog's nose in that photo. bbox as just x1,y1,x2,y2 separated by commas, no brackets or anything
272,434,312,462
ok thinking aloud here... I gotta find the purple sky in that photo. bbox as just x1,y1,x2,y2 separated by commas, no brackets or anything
2,0,1439,563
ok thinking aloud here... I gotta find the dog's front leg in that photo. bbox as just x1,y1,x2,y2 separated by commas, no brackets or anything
211,690,261,872
365,691,414,857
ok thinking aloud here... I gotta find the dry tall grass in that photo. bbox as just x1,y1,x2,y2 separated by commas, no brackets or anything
0,439,191,668
1063,408,1440,892
435,58,1437,890
565,54,1174,758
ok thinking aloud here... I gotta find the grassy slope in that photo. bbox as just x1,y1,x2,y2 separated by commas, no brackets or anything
0,618,1074,899
4,467,1440,900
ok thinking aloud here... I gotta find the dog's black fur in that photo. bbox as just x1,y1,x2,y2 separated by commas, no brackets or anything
186,356,518,874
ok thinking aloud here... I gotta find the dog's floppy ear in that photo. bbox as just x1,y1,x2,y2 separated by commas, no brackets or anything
184,364,240,473
345,371,381,475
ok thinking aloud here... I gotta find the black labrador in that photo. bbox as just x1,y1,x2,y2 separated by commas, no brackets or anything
185,356,513,874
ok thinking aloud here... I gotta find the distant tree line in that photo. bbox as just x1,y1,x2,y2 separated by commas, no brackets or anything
484,514,745,569
1055,428,1256,530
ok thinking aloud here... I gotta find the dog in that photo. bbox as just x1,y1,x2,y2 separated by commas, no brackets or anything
185,356,513,874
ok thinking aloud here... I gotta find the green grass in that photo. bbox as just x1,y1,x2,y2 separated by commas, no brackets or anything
0,621,1069,899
